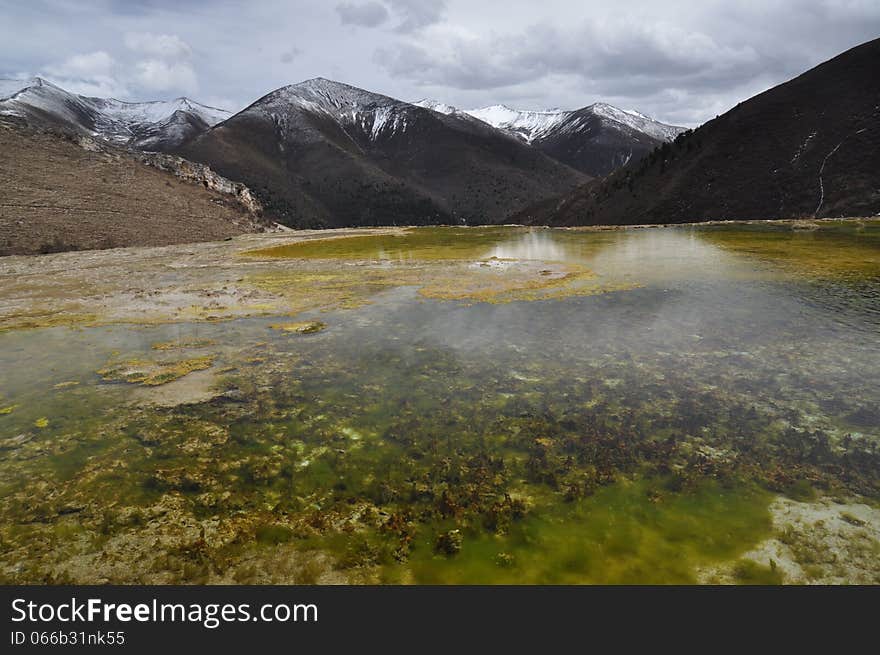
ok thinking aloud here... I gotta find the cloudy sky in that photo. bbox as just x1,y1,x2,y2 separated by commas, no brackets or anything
1,0,878,126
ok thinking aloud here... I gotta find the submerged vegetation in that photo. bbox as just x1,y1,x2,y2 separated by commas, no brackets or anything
97,355,215,386
0,220,878,583
270,321,327,334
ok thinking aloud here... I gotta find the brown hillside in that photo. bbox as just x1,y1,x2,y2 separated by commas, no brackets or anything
0,120,266,256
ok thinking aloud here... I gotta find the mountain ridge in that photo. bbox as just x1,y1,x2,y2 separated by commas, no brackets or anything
415,97,686,176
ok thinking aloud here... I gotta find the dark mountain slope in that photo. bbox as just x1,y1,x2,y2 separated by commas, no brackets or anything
524,38,880,227
176,79,587,228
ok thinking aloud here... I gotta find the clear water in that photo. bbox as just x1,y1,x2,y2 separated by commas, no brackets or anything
1,222,878,583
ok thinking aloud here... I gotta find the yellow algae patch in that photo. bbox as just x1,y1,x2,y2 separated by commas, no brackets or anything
246,257,636,317
97,355,215,386
696,220,880,279
417,261,638,304
243,228,646,314
0,405,19,415
0,311,100,333
151,339,216,351
244,226,523,262
270,321,327,334
53,381,80,390
34,417,49,429
249,268,410,309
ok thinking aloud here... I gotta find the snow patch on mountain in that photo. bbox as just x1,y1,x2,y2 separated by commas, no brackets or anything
588,103,684,141
465,105,569,143
412,99,458,115
261,78,398,114
253,78,418,142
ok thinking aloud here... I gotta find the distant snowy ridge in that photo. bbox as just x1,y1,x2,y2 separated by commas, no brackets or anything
411,97,685,145
0,77,231,149
587,103,684,142
96,97,230,129
464,102,684,143
464,105,569,143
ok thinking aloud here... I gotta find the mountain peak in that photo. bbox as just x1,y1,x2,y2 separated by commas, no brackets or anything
0,76,59,101
584,103,684,141
293,76,354,90
412,99,458,115
259,77,399,114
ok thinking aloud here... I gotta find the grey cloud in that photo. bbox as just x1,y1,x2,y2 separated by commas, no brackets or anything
2,1,879,126
378,20,771,92
335,2,390,27
388,0,447,32
374,4,878,124
280,48,303,64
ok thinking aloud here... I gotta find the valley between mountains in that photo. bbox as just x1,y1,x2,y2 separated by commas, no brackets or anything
2,68,685,253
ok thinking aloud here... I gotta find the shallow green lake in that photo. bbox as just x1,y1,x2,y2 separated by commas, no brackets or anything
1,221,878,583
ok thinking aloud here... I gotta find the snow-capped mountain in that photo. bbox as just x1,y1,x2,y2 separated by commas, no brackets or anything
416,98,686,176
249,77,416,143
0,77,230,150
463,102,686,177
464,103,684,144
177,78,586,228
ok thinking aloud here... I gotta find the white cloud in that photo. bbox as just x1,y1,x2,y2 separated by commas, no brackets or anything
124,32,199,95
44,74,129,99
134,60,198,94
124,32,193,60
37,39,200,99
41,50,128,98
46,50,115,78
